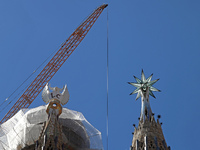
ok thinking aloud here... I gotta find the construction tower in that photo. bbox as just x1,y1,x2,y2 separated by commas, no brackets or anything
128,70,170,150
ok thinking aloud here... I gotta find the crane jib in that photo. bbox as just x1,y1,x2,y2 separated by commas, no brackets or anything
0,4,108,124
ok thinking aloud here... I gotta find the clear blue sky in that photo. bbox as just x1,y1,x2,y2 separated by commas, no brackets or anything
0,0,200,150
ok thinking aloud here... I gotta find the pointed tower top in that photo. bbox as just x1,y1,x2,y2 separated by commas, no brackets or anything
128,70,160,122
128,71,170,150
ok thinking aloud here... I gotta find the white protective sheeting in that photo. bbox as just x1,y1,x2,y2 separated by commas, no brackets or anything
0,105,103,150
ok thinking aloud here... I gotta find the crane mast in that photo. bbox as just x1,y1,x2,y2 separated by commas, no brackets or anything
0,4,108,124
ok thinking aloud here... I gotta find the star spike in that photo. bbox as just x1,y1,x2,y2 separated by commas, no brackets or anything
150,86,161,92
135,91,142,100
128,82,142,88
147,79,160,87
130,87,140,95
149,90,156,98
146,73,153,82
141,69,146,82
133,76,142,84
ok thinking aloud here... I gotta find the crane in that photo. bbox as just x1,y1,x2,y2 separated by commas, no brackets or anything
0,4,108,124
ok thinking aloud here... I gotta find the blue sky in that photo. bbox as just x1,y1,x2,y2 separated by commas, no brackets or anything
0,0,200,150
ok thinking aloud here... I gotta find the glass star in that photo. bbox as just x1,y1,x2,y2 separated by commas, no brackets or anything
128,70,160,100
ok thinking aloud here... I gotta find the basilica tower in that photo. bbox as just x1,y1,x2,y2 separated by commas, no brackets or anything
128,70,170,150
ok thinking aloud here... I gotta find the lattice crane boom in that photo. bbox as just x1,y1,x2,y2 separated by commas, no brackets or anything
0,4,108,124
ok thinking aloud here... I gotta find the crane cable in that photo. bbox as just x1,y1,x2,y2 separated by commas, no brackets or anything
0,44,61,113
106,6,109,150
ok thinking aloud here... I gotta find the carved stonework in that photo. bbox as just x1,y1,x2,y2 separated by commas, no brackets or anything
36,98,64,150
34,84,91,150
131,117,169,150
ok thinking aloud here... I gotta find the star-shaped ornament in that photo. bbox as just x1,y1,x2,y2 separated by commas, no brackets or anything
128,70,160,100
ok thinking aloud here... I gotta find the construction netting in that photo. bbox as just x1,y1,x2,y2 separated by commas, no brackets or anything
0,105,103,150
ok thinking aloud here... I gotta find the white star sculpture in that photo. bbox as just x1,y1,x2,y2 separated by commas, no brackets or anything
128,70,160,100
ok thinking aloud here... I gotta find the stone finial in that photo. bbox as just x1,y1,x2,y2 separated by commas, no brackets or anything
42,83,70,105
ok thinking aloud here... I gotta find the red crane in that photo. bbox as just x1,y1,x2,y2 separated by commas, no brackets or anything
0,4,108,124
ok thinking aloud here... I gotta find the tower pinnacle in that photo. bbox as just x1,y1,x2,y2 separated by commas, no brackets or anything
128,70,160,122
128,70,170,150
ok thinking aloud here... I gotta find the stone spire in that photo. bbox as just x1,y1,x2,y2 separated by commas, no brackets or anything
35,83,69,150
35,98,64,150
128,70,170,150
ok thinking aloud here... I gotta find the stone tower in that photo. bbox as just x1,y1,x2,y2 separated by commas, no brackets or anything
0,83,103,149
128,70,170,150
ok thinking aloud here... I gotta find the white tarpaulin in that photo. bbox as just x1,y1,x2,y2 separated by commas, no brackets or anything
0,105,103,150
